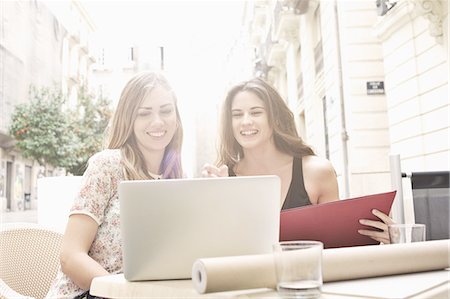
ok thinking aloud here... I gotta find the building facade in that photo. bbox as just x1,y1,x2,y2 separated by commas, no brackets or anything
246,0,448,200
0,0,95,212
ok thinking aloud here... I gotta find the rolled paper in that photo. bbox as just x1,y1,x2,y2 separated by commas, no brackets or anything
323,239,450,281
192,254,277,294
192,240,450,294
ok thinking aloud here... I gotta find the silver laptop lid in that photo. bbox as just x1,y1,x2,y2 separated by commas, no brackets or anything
119,175,280,281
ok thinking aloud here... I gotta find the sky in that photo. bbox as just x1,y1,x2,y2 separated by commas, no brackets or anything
81,1,245,44
78,0,250,175
81,0,248,86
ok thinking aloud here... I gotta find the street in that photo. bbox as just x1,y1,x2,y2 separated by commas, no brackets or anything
0,209,37,224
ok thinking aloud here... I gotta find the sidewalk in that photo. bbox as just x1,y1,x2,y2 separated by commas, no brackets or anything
0,209,38,224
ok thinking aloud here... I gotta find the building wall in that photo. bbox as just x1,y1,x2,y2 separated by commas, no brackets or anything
299,2,327,158
45,0,97,108
0,0,95,212
246,0,448,199
373,0,449,173
293,0,393,197
0,1,64,133
0,1,64,211
320,1,349,196
334,0,392,197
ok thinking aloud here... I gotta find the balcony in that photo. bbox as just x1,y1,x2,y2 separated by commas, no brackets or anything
254,58,271,79
261,25,287,67
88,54,96,64
79,37,89,55
250,7,267,45
267,43,286,67
0,131,15,149
68,31,80,46
68,72,79,85
253,4,267,28
250,27,266,46
286,0,310,15
67,19,81,46
272,0,301,42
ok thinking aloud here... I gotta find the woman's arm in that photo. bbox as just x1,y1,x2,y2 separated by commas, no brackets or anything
60,214,109,290
303,155,339,205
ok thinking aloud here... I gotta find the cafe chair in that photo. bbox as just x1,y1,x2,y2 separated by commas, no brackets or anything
390,154,450,240
0,223,63,299
409,171,450,241
37,176,82,233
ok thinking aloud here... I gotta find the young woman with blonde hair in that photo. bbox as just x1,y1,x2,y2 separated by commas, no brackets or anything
46,71,183,298
203,77,394,244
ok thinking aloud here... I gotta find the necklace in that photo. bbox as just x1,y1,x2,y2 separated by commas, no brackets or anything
148,171,162,180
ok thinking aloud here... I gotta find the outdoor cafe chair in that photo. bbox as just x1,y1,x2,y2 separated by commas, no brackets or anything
0,222,63,299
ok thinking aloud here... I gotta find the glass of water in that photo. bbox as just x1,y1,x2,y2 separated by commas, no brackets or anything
273,241,323,298
388,223,426,243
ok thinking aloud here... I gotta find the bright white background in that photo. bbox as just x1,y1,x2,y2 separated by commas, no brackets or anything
81,0,248,176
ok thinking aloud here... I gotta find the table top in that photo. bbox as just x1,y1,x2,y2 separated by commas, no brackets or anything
90,269,450,299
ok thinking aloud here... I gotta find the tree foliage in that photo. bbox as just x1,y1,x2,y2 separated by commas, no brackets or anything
9,86,112,175
9,87,79,169
67,86,113,175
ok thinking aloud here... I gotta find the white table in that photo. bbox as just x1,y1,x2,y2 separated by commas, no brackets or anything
90,269,450,298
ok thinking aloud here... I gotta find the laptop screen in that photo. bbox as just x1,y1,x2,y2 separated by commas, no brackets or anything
119,175,281,281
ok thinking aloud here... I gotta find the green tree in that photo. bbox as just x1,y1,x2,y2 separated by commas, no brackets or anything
67,86,112,175
10,86,112,176
9,86,79,171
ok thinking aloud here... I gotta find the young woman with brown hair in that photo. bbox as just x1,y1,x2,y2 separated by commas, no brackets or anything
203,77,393,244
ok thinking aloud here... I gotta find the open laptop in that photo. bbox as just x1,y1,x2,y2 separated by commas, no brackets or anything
119,175,280,281
280,190,397,248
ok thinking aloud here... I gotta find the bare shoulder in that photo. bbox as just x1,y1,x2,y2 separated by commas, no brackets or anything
302,155,339,204
302,155,336,178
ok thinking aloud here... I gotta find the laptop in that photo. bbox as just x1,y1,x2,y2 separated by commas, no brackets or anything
119,175,280,281
280,190,397,248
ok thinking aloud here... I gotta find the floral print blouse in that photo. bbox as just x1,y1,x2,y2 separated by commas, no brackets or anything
46,149,125,299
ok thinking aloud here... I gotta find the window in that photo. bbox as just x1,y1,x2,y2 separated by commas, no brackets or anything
296,46,304,100
127,46,135,62
322,96,330,159
98,48,105,66
313,5,324,76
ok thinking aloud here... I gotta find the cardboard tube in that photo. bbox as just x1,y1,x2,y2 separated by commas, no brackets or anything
192,254,277,294
323,239,450,281
192,240,450,294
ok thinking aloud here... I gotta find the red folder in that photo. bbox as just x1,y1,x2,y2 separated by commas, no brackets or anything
280,190,397,248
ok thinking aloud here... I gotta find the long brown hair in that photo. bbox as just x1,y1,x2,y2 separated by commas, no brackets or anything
106,71,183,180
218,77,314,170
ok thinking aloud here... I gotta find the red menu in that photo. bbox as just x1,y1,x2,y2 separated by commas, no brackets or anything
280,191,397,248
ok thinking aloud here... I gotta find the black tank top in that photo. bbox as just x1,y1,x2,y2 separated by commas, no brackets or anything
229,156,312,210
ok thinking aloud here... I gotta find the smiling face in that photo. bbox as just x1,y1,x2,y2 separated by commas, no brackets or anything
133,86,178,156
231,91,274,151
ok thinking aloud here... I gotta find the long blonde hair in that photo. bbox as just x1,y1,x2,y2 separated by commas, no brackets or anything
106,71,183,180
218,77,314,170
